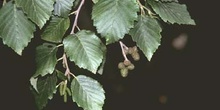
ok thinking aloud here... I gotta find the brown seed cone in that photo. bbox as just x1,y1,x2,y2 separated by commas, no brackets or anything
118,62,125,69
123,60,131,66
127,64,135,70
124,49,129,55
120,68,128,77
132,52,140,61
132,46,138,52
128,47,134,54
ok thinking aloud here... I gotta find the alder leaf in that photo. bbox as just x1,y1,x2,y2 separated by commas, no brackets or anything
160,0,178,2
33,43,58,77
32,73,57,110
130,15,162,61
73,0,80,8
41,16,70,43
54,0,75,17
92,0,99,4
71,75,105,110
56,70,68,80
15,0,55,28
30,77,38,93
148,0,195,25
63,30,105,73
0,1,36,55
92,0,139,44
97,42,107,75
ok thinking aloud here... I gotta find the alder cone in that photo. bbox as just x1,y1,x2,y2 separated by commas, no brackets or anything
120,68,128,77
132,52,140,61
118,62,125,69
123,60,131,66
127,64,135,70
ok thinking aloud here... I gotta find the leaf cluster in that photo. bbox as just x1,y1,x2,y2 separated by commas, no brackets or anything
0,0,195,110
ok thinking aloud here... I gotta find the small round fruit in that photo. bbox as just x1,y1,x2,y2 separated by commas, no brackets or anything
124,49,129,55
128,47,134,54
123,60,131,66
118,62,125,69
127,64,135,70
120,68,128,77
132,46,138,52
132,52,140,61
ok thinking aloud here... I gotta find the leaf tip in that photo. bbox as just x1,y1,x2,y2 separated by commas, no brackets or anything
30,77,39,93
16,50,23,56
189,19,196,25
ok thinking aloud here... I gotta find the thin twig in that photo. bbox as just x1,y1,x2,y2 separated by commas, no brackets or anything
70,0,85,34
62,54,76,79
120,41,129,50
137,0,156,16
56,44,64,48
69,11,77,16
57,57,63,62
76,25,81,31
119,41,129,61
3,0,6,6
56,81,63,88
137,0,146,15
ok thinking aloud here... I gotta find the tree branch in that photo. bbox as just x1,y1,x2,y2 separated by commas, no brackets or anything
119,41,129,61
70,0,85,34
62,54,76,79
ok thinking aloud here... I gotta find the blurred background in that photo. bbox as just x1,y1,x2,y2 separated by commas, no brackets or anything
0,0,219,110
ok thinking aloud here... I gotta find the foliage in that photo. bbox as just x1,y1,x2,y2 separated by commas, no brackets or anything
0,0,195,109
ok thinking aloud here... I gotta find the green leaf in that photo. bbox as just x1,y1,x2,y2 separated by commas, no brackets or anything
97,58,106,75
92,0,139,44
148,0,195,25
0,1,36,55
34,43,58,77
97,43,107,75
56,70,67,80
41,16,70,43
54,0,75,17
30,77,38,92
63,30,105,73
71,75,105,110
73,0,80,8
92,0,99,4
32,73,57,110
15,0,55,28
160,0,178,2
129,15,162,61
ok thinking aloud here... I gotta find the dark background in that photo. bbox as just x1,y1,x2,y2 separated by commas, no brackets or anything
0,0,219,110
